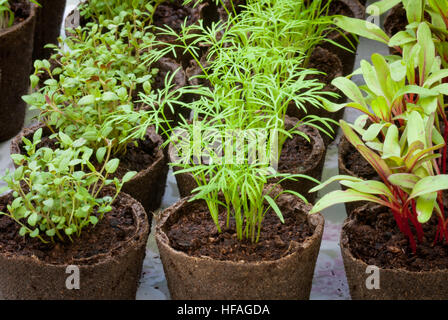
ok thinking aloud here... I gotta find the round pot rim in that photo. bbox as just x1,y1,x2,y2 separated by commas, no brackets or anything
0,2,37,37
341,203,448,275
10,122,166,187
280,115,326,175
156,195,325,267
0,190,149,267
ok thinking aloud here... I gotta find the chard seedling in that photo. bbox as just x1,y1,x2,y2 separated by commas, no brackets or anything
322,28,448,234
331,1,448,176
310,115,448,253
0,128,136,243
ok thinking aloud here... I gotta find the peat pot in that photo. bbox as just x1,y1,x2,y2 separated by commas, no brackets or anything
320,0,365,76
341,203,448,300
11,123,169,220
0,191,150,300
0,1,37,141
32,0,67,62
338,135,379,216
286,46,345,146
156,194,324,300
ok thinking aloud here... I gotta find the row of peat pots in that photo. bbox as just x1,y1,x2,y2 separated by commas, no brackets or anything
3,0,444,301
0,0,66,142
0,0,361,300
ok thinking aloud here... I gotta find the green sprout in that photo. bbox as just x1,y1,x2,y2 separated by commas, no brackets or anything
0,128,136,243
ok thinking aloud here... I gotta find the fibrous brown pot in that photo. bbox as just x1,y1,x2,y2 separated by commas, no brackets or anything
156,195,324,300
151,57,191,125
341,204,448,300
338,135,379,216
10,123,169,219
32,0,66,62
286,46,345,146
0,2,37,142
276,116,327,204
320,0,365,76
169,117,326,203
0,190,149,300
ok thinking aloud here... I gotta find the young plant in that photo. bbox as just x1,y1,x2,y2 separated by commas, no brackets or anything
166,115,316,243
360,0,448,68
23,21,178,161
156,1,340,149
0,0,39,30
324,23,448,176
310,115,448,253
78,0,164,26
0,128,136,243
161,0,344,70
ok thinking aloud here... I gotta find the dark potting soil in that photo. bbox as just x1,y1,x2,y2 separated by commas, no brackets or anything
278,134,312,172
307,47,341,84
36,57,61,87
384,5,407,37
0,190,136,265
325,0,354,39
328,0,354,18
8,0,31,27
113,137,159,179
19,129,159,180
166,196,315,262
153,0,197,33
347,204,448,272
384,4,432,38
343,142,378,180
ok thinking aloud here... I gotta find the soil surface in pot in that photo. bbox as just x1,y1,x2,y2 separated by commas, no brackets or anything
5,0,30,27
19,130,159,181
384,5,407,37
278,135,312,172
306,46,341,86
347,204,448,272
342,142,377,180
0,190,137,265
166,197,315,262
153,0,206,33
384,4,431,38
325,0,355,38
